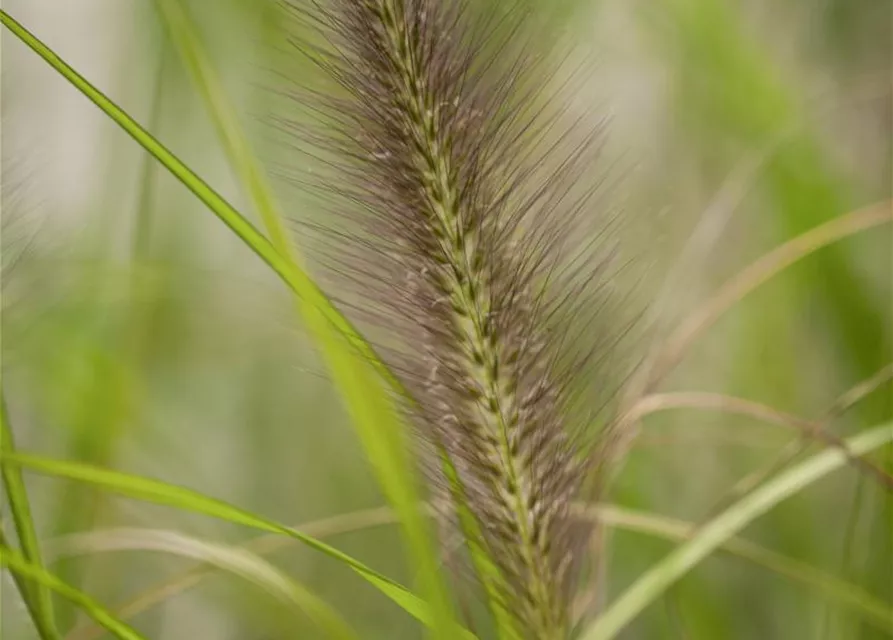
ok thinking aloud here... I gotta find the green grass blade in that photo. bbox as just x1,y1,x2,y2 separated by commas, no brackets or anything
45,527,357,640
152,2,457,634
1,8,459,635
57,499,892,639
59,508,406,640
0,544,145,640
0,450,476,639
0,527,58,639
0,392,61,640
439,451,521,639
153,0,292,258
0,10,301,317
580,423,893,640
587,506,893,632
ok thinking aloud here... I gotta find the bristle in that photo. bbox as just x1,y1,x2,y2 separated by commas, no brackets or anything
281,0,631,634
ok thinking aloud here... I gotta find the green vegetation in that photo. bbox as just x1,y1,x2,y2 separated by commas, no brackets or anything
2,1,890,638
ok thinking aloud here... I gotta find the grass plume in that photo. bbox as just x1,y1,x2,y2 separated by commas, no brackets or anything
282,0,630,634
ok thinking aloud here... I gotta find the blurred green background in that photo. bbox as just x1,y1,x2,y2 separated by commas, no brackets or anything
2,0,890,638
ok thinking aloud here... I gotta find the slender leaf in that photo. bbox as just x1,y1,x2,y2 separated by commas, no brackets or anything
2,8,459,634
0,544,145,640
439,450,521,640
0,391,60,640
152,1,456,634
586,506,893,632
60,508,404,640
580,422,893,640
46,527,357,640
57,498,893,640
0,450,477,639
649,202,893,387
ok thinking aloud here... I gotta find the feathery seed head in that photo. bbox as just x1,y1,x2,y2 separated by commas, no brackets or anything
283,0,633,634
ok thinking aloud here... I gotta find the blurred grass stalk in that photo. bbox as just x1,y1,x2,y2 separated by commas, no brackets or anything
642,1,891,636
1,6,458,637
648,0,890,406
151,0,459,635
1,391,62,639
580,422,893,639
0,544,147,640
52,498,893,640
43,18,169,629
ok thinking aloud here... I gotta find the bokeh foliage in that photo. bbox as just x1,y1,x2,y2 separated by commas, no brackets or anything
2,0,890,638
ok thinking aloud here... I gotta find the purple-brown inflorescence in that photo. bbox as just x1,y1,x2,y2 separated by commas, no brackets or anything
282,0,631,636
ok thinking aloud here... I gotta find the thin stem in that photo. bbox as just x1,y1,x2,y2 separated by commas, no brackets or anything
61,507,401,640
152,1,456,634
585,201,893,611
0,10,383,387
620,392,893,489
647,200,892,393
1,392,60,639
602,200,892,475
0,544,146,640
60,498,893,640
578,423,893,640
572,506,892,631
700,361,893,520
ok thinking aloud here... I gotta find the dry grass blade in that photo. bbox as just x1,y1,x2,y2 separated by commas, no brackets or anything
825,363,893,421
592,200,893,515
46,528,357,640
703,361,893,518
595,201,892,494
60,500,893,640
621,392,893,490
627,149,769,407
62,507,402,640
625,79,893,419
646,200,892,391
578,373,893,617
